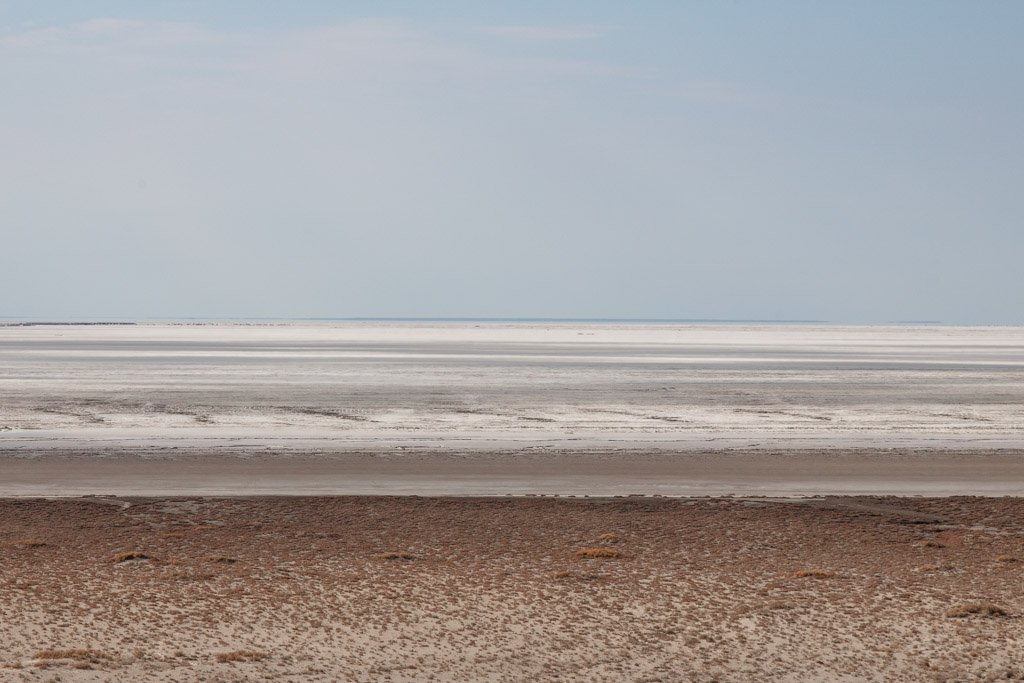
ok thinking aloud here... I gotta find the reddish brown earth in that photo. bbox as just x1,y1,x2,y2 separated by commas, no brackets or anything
2,496,1023,682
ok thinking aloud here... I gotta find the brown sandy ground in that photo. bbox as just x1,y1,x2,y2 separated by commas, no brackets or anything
1,496,1022,682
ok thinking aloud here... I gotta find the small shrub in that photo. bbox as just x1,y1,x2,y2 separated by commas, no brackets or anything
917,540,945,549
207,556,238,564
375,552,417,560
33,649,110,662
574,548,620,558
945,603,1007,618
793,569,834,579
109,552,156,563
215,650,268,663
595,533,619,542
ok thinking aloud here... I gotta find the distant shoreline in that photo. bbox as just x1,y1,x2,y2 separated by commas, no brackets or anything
0,317,836,326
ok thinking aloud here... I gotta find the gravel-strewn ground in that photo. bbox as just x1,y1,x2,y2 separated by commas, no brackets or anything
2,495,1022,682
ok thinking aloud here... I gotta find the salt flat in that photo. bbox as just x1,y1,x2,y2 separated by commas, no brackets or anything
1,322,1023,495
2,322,1023,448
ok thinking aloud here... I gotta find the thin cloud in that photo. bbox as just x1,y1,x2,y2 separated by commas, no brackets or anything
1,18,634,85
478,25,609,41
0,18,215,52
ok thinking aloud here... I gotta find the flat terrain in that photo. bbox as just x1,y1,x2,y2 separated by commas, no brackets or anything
2,323,1023,455
2,495,1023,682
3,323,1023,681
3,449,1024,497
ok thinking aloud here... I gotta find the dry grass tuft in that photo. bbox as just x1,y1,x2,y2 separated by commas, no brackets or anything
944,602,1007,618
375,552,417,560
574,548,621,558
215,650,268,663
13,539,50,548
109,551,157,563
206,556,238,564
33,649,110,662
916,540,945,549
595,533,619,542
995,555,1018,563
793,569,835,579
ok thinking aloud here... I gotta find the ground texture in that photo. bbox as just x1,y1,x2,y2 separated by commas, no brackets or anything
2,496,1023,682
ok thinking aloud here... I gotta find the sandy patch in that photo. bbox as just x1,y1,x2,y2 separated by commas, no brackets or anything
2,495,1023,681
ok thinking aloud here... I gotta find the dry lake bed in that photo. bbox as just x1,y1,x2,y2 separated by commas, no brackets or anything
2,322,1023,681
1,322,1023,495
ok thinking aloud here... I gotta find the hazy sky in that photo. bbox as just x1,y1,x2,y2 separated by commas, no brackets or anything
2,2,1022,323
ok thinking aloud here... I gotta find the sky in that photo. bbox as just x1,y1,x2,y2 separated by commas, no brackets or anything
2,2,1022,323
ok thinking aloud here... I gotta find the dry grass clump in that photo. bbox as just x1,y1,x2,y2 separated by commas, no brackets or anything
575,548,621,558
33,649,111,662
206,556,238,564
793,569,835,579
995,555,1018,563
109,551,156,563
13,539,49,548
944,602,1008,618
916,540,946,549
375,552,417,560
215,650,268,663
595,533,619,542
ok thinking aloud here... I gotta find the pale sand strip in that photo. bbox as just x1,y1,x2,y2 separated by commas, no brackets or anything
2,449,1023,497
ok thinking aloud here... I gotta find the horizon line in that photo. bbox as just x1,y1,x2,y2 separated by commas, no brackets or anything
0,316,968,327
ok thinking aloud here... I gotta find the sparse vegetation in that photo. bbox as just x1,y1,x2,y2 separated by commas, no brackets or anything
215,650,268,663
916,540,945,549
944,603,1007,618
33,649,110,662
574,548,620,558
109,551,156,563
3,494,1024,680
13,539,49,548
995,555,1018,563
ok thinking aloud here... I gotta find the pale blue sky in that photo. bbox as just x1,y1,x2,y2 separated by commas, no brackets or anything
2,2,1022,322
